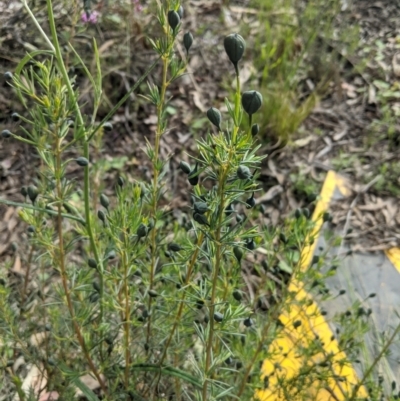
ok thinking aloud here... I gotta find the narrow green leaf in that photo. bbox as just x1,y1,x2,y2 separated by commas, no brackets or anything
71,377,101,401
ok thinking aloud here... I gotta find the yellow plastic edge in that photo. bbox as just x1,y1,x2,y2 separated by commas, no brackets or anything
256,171,368,401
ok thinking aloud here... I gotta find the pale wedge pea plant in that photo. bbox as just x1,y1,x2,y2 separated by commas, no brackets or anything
0,0,399,401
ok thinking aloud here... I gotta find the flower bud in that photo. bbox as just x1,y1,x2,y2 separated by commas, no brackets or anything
242,91,263,116
279,233,288,244
27,185,39,204
224,33,246,67
97,210,106,222
103,122,113,132
88,258,97,269
237,165,252,180
4,71,13,81
233,245,243,263
233,289,242,301
246,238,256,250
11,112,20,122
1,129,11,138
193,212,209,226
193,201,208,215
76,157,89,167
179,161,191,174
117,176,124,187
168,10,180,31
251,123,259,137
93,281,101,293
214,312,224,322
245,193,255,209
206,107,221,130
168,243,182,252
137,223,148,238
177,5,184,18
100,193,110,210
188,163,199,186
183,32,193,54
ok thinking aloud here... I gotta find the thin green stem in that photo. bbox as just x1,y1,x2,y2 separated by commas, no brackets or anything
54,136,108,396
146,51,169,346
0,199,85,225
349,322,400,400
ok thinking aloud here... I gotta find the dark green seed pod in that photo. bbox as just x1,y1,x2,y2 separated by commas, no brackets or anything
4,71,13,81
177,5,183,18
214,312,224,322
242,91,263,116
307,193,318,203
196,299,204,309
223,33,246,67
93,281,101,293
137,223,148,238
260,204,266,214
179,161,191,174
302,208,311,218
117,176,124,187
89,292,100,303
251,123,259,137
45,324,51,331
88,258,97,269
193,212,209,226
1,129,11,138
149,289,158,298
27,185,39,204
106,250,116,260
293,320,302,329
21,186,28,197
246,238,256,250
369,293,376,298
168,243,182,252
168,10,180,30
233,289,242,301
194,201,208,215
311,255,319,265
105,336,113,345
27,225,35,234
183,32,193,54
236,360,243,369
322,212,332,222
294,208,302,219
321,310,327,316
339,289,346,295
206,107,221,130
233,245,243,263
48,358,56,366
188,164,199,186
76,157,89,167
142,309,149,319
103,122,113,132
237,165,252,180
243,317,254,327
279,233,288,244
245,193,256,209
97,210,106,222
11,112,20,122
225,356,233,365
100,193,110,210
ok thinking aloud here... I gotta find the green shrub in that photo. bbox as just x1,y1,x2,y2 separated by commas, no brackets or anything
0,1,398,400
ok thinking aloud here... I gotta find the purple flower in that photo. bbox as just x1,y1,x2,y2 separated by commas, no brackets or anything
81,10,100,24
132,0,143,12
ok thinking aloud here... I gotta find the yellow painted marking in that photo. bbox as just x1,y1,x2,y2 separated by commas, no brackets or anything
256,171,368,401
386,248,400,274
